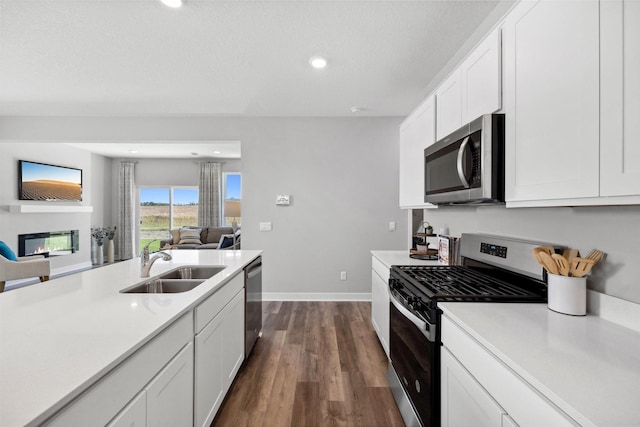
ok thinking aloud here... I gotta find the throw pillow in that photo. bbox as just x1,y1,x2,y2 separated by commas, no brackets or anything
169,229,181,244
217,234,235,249
178,229,202,245
0,241,17,261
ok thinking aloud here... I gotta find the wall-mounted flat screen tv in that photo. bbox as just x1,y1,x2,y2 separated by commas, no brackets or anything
18,160,83,201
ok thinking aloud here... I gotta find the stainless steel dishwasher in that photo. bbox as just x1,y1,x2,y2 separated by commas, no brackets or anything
244,256,262,356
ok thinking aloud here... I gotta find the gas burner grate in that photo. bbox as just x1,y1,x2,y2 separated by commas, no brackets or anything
395,265,543,302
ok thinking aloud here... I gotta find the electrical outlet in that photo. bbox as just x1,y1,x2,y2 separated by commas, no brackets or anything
389,221,396,231
340,271,347,281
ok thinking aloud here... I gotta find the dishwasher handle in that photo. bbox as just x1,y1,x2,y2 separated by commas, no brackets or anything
246,259,262,279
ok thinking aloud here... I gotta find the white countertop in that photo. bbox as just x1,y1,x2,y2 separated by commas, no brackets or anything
0,250,262,427
440,302,640,427
371,250,441,268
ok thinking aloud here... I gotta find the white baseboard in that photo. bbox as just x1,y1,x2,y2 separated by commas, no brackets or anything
588,290,640,334
263,292,371,302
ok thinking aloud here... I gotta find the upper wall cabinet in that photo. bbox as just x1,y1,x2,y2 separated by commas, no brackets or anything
461,28,502,124
399,95,436,208
436,27,502,141
503,0,600,203
436,70,463,141
600,0,640,197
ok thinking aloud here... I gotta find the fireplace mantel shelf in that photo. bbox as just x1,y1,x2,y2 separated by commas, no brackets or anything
8,204,94,213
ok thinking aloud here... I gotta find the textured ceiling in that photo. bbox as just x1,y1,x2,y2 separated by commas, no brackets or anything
0,0,503,117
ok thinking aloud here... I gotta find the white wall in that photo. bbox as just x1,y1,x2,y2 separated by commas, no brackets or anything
423,205,640,304
0,143,109,273
0,117,408,298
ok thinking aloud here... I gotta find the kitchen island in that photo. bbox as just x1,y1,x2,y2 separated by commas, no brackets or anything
0,249,262,427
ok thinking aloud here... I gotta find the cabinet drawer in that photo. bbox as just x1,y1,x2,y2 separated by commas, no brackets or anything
441,315,578,427
195,272,244,333
44,313,193,426
371,257,390,282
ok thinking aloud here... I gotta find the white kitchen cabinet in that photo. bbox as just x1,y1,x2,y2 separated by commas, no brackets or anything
45,313,193,427
194,274,245,427
441,314,577,426
600,0,640,196
460,28,502,123
436,70,463,140
503,0,600,202
146,342,194,427
399,95,436,209
371,257,390,357
441,347,506,427
107,392,146,427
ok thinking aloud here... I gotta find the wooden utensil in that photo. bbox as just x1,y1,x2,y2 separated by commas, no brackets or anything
562,248,579,264
585,249,604,265
570,257,595,278
538,251,559,275
532,246,555,264
551,254,570,276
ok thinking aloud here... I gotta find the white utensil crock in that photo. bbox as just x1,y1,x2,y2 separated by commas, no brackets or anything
547,273,586,316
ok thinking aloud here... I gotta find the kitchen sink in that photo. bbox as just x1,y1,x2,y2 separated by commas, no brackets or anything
120,265,226,294
157,266,226,280
121,279,207,294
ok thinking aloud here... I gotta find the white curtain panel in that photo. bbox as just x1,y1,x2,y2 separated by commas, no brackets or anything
198,162,221,227
117,162,136,260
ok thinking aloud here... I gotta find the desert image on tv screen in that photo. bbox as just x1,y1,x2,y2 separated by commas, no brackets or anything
20,161,82,201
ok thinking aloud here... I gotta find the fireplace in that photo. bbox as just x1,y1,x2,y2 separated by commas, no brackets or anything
18,230,79,258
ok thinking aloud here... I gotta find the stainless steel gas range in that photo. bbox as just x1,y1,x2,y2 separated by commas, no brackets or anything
387,234,553,427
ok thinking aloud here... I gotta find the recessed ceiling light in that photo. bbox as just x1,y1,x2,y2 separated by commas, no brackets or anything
213,150,221,154
191,152,198,156
309,56,328,69
350,106,363,113
160,0,183,8
129,150,138,154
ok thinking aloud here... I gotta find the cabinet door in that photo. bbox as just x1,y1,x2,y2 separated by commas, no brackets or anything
441,347,505,427
436,69,463,140
195,311,225,427
146,342,194,427
371,269,390,357
600,0,640,196
223,289,245,390
399,95,436,208
461,28,502,123
107,391,146,427
504,0,600,202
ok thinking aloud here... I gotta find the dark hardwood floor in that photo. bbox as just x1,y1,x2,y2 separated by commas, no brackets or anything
213,301,404,427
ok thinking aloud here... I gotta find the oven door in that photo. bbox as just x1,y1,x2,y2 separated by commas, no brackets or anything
388,291,439,427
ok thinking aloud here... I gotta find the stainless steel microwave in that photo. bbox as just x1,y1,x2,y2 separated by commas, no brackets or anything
424,114,505,205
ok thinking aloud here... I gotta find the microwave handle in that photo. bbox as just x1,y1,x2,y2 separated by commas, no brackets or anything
456,136,470,188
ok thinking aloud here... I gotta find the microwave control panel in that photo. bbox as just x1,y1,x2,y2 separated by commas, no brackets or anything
480,242,508,258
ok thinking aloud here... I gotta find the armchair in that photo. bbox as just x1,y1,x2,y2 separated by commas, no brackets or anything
0,254,50,293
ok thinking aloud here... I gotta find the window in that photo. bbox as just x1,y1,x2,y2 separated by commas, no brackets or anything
139,187,199,253
223,173,241,226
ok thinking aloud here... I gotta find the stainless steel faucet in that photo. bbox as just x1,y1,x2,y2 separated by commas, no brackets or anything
140,240,172,277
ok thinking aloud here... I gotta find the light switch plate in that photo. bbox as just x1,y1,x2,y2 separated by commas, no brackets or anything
389,221,396,231
259,222,272,231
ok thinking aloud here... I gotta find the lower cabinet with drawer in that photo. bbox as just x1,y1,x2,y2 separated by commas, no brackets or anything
371,256,391,357
441,314,578,427
44,269,248,427
45,313,194,427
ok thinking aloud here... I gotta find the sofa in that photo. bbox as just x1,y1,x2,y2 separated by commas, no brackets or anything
160,226,241,250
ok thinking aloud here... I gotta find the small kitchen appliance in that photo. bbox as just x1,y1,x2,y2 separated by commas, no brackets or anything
388,233,553,427
424,114,504,205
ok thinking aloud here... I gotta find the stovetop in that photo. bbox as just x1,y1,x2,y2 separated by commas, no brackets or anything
392,265,547,303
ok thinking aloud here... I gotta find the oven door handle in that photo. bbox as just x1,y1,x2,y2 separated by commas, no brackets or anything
389,292,437,342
